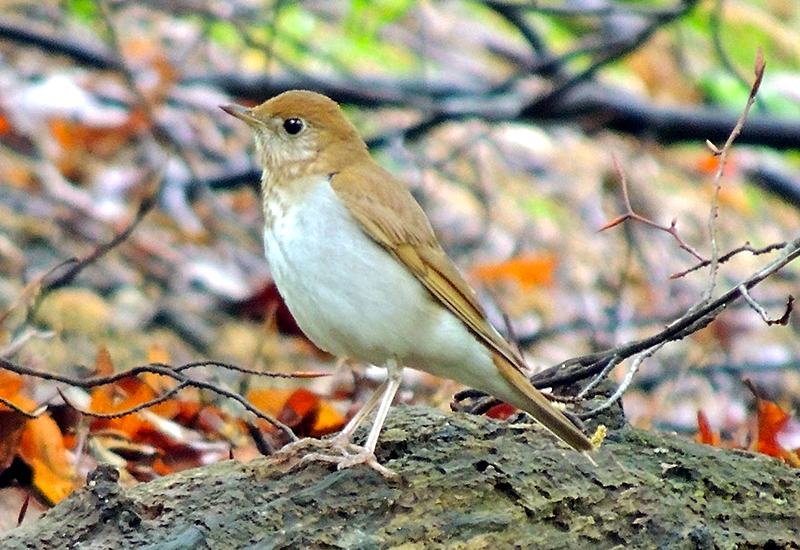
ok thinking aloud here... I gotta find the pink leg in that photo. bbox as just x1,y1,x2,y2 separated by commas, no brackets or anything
297,361,403,477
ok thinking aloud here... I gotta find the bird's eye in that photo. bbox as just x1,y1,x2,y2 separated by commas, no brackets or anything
283,118,304,135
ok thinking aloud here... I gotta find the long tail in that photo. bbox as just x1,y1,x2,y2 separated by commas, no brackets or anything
493,355,593,451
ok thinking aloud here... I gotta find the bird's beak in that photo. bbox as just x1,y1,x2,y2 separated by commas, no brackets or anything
220,104,261,128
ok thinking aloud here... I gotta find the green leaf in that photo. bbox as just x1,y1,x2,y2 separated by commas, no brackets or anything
65,0,98,22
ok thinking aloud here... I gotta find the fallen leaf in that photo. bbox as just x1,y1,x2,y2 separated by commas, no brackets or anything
471,253,557,288
755,398,793,459
695,410,720,446
18,416,76,504
485,402,517,420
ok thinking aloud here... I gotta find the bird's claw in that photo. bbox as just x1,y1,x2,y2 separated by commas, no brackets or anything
278,437,397,477
302,447,397,478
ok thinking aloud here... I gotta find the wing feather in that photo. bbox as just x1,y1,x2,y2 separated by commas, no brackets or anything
330,163,526,372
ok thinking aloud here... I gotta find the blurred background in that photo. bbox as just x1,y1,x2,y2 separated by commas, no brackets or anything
1,0,799,523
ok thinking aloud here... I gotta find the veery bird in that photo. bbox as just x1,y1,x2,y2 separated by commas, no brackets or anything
222,90,592,475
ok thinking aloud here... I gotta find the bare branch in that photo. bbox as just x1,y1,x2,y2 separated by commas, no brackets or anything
671,241,787,279
738,287,794,327
704,47,766,300
0,356,302,441
532,232,800,390
599,153,704,262
0,260,76,329
580,344,664,420
41,192,157,293
57,384,188,420
170,360,329,378
0,396,47,419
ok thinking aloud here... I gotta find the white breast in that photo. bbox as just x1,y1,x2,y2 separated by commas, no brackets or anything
264,178,504,396
264,178,424,360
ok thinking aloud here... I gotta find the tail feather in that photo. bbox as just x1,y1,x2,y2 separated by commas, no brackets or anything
493,355,593,452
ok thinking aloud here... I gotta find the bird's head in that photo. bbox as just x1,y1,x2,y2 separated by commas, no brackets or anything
221,90,368,178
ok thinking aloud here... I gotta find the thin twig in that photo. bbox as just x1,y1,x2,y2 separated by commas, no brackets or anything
671,241,786,279
738,286,794,326
704,48,766,301
0,259,77,329
40,193,157,293
0,328,55,358
532,231,800,390
580,343,665,419
0,356,300,440
600,153,705,262
0,396,46,419
709,0,765,113
57,384,188,420
576,354,624,400
170,360,329,378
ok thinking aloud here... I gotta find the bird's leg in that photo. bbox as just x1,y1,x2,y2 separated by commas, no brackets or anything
328,377,389,450
300,360,403,477
277,364,387,457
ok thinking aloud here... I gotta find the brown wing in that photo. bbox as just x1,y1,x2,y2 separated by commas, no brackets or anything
330,161,526,372
331,162,593,452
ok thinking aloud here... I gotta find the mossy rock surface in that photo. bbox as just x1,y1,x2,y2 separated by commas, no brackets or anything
3,406,799,549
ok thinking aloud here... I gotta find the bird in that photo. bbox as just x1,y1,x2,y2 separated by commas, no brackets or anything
221,90,592,475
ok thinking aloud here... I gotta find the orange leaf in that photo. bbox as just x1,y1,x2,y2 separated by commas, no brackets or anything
89,388,116,415
113,376,143,397
717,187,752,215
142,345,179,414
25,456,76,504
0,371,25,404
278,389,320,427
0,373,38,472
245,388,295,418
151,457,174,477
471,253,557,288
755,399,790,458
310,400,345,437
146,344,171,365
88,387,151,438
18,416,76,504
173,403,226,435
0,111,10,134
245,388,344,437
697,153,737,176
48,119,75,151
147,394,181,420
695,410,720,446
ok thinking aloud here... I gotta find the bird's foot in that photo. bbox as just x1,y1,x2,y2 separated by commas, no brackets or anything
276,437,396,477
301,446,397,478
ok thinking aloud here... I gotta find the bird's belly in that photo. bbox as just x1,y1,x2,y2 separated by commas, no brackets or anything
263,180,510,396
264,181,444,365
